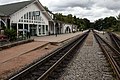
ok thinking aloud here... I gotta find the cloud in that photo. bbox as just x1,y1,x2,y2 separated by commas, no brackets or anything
0,0,27,5
48,0,120,21
49,0,95,9
95,0,120,11
0,0,120,22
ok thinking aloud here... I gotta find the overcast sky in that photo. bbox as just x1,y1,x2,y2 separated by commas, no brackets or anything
0,0,120,22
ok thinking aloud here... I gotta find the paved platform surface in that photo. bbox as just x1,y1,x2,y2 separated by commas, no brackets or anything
32,31,86,43
0,31,85,64
0,31,86,79
0,41,49,64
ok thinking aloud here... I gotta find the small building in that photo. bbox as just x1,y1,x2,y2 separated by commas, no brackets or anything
62,23,78,33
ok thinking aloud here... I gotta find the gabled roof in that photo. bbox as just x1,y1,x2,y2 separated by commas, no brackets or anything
0,12,5,16
0,0,33,16
0,0,53,21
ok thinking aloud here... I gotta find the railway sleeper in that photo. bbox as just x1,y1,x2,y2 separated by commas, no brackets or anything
44,62,55,66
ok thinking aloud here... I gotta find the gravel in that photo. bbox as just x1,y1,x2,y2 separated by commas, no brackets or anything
96,31,113,45
59,32,115,80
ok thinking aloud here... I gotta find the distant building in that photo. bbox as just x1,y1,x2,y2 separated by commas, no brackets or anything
62,23,78,33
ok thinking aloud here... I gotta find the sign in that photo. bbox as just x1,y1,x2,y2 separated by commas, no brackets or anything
18,29,28,31
33,11,40,16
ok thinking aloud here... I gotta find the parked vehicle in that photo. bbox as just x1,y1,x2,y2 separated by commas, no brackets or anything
0,35,9,46
0,35,8,42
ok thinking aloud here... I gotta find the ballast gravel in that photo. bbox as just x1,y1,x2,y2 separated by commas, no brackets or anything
59,32,115,80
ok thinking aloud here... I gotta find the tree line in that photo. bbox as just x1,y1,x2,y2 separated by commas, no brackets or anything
53,13,91,30
45,6,120,32
94,14,120,32
54,13,120,32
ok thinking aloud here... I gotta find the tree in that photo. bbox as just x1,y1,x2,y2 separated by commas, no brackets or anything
73,16,77,24
115,14,120,31
94,16,117,31
44,6,52,14
117,13,120,20
53,12,91,30
83,18,90,29
67,14,74,23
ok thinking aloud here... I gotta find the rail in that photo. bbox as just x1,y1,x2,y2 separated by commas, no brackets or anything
108,32,120,52
9,31,89,80
93,30,120,80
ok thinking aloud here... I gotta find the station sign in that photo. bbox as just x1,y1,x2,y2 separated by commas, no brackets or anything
33,11,40,16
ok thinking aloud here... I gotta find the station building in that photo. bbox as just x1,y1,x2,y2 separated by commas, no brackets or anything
0,0,78,37
62,23,78,33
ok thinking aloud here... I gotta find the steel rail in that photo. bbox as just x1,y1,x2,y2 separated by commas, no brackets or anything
108,32,120,52
37,31,88,80
9,31,89,80
93,31,120,79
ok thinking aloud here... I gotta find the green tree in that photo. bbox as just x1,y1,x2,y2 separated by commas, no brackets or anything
115,14,120,31
94,16,117,31
44,6,52,14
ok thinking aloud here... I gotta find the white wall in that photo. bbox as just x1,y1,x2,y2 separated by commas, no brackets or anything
63,23,72,33
10,2,49,25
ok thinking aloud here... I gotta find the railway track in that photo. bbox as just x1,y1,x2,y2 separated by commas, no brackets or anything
8,31,89,80
93,31,120,80
108,32,120,52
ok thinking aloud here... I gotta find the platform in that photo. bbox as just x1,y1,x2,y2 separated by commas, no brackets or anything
0,31,86,79
32,31,86,43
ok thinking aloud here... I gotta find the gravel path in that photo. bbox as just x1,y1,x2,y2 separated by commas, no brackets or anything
59,32,115,80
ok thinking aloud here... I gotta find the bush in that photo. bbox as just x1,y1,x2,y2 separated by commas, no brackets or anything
4,28,17,41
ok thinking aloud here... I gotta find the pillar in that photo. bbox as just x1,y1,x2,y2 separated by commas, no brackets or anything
48,24,50,35
17,23,19,38
41,25,43,36
0,18,1,29
54,22,55,34
37,25,39,36
28,24,30,32
23,24,25,35
59,23,60,34
45,25,46,35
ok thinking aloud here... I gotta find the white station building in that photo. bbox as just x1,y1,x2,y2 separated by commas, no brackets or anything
0,0,78,37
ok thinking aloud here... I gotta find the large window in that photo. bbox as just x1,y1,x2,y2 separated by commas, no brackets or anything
42,25,45,34
46,25,48,32
33,11,40,16
19,11,45,24
39,25,41,35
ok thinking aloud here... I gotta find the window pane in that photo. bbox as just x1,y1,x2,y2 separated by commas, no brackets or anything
26,13,28,19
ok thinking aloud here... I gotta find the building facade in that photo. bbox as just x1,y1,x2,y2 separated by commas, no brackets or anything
63,23,78,33
0,0,78,37
0,0,53,37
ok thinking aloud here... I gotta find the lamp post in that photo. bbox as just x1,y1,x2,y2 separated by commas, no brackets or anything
118,20,120,31
102,21,105,35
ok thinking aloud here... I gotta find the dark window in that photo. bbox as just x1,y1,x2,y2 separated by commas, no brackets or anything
43,25,45,34
46,25,48,31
